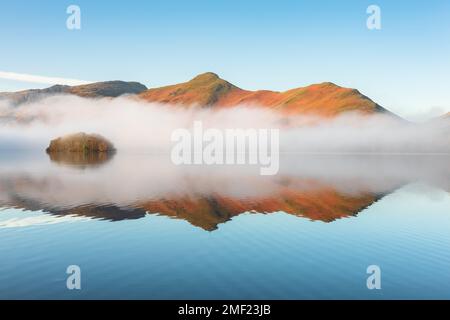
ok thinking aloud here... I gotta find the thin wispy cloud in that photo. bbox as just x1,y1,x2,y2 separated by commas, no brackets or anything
0,70,91,86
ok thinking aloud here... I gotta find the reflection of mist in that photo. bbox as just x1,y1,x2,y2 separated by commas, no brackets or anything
0,153,448,230
279,154,450,194
0,153,448,208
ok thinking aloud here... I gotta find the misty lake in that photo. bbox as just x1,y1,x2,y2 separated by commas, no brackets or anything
0,152,449,299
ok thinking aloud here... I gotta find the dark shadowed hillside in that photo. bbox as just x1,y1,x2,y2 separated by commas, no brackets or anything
0,81,147,105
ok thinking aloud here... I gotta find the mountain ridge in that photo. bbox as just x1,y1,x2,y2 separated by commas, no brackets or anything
139,72,391,117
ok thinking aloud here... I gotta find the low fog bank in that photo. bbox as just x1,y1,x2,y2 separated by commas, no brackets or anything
0,94,448,153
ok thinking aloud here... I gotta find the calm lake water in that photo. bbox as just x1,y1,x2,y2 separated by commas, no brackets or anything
0,152,449,299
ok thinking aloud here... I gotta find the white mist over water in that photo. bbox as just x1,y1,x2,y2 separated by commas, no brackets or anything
0,153,448,203
0,94,449,153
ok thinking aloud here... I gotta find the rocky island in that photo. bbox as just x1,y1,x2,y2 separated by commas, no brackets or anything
46,133,116,166
46,132,116,153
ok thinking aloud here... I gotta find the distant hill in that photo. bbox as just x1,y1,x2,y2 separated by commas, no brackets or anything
0,84,68,105
67,81,147,98
427,112,450,125
139,72,391,117
0,81,147,105
435,112,450,131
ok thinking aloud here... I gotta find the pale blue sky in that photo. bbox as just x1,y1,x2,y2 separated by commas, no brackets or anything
0,0,449,118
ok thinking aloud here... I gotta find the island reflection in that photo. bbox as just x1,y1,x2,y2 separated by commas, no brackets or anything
47,150,115,168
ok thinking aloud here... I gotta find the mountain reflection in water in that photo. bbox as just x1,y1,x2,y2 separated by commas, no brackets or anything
0,153,448,231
